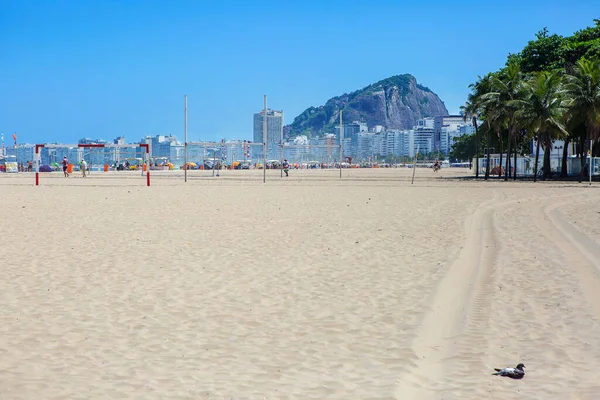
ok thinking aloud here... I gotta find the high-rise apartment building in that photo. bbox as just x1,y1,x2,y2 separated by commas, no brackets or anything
336,121,367,159
253,109,283,160
434,115,474,152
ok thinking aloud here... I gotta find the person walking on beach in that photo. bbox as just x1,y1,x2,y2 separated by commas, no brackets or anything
61,156,69,177
283,159,290,177
80,159,87,177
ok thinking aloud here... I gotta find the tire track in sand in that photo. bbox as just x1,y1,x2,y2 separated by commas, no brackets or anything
394,191,504,399
393,191,588,399
533,199,600,320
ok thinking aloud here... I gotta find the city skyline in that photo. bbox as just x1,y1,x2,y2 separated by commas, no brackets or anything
2,1,598,144
2,114,478,168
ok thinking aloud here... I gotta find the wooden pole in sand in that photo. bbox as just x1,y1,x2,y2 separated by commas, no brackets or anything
339,110,343,179
280,109,284,178
411,147,419,185
263,95,267,184
184,95,188,183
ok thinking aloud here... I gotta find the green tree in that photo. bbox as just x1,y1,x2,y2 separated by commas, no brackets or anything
511,71,568,181
450,133,482,163
465,20,600,182
561,20,600,71
461,100,481,177
507,28,565,73
484,64,526,181
563,58,600,182
465,74,496,179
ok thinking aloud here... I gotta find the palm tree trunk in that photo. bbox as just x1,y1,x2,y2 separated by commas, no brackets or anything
513,136,518,180
579,135,588,183
504,135,512,181
560,137,570,178
498,136,504,178
485,129,492,180
473,117,479,178
533,137,541,183
543,141,552,180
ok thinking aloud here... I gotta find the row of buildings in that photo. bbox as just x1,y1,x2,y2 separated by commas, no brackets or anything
251,112,476,162
2,111,477,167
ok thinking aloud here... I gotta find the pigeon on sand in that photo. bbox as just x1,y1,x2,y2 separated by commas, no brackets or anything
491,363,525,379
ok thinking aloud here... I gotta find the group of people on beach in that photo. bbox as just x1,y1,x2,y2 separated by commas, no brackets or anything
60,156,87,178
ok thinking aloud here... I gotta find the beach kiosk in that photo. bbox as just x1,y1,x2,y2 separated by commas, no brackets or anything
0,155,18,173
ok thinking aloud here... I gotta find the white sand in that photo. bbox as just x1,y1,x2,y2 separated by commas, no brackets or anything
1,169,599,399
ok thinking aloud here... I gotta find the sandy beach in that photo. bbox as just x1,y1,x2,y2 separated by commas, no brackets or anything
1,168,599,399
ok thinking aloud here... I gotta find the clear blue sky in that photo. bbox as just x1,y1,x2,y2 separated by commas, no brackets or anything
1,0,598,144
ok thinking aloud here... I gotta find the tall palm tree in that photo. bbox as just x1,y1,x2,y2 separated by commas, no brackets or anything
512,71,568,182
465,74,495,179
485,64,525,181
481,90,509,179
461,100,481,178
563,58,600,182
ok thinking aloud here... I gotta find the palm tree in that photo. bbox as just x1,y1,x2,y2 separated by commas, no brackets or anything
485,64,525,181
480,89,509,179
465,74,495,179
460,100,481,178
563,58,600,182
512,71,568,182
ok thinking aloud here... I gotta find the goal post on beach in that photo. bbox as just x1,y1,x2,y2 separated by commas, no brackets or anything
34,143,151,186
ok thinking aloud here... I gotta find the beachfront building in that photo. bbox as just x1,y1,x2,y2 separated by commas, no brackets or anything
253,109,284,160
417,117,435,129
412,123,434,157
4,144,35,166
224,140,248,164
139,134,185,165
439,124,474,155
79,137,141,167
384,130,411,158
336,121,367,160
38,145,84,166
356,132,383,160
283,135,310,163
434,115,479,154
140,135,178,158
306,134,339,162
434,115,463,152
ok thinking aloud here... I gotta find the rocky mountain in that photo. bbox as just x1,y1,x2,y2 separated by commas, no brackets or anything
287,74,448,137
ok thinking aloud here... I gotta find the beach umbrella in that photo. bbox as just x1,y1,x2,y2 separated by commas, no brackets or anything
51,162,60,169
186,161,197,167
39,165,53,172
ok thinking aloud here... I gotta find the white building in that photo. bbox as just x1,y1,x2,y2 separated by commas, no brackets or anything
383,130,411,157
434,115,480,153
412,123,434,157
439,123,465,154
283,135,310,163
253,109,284,160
